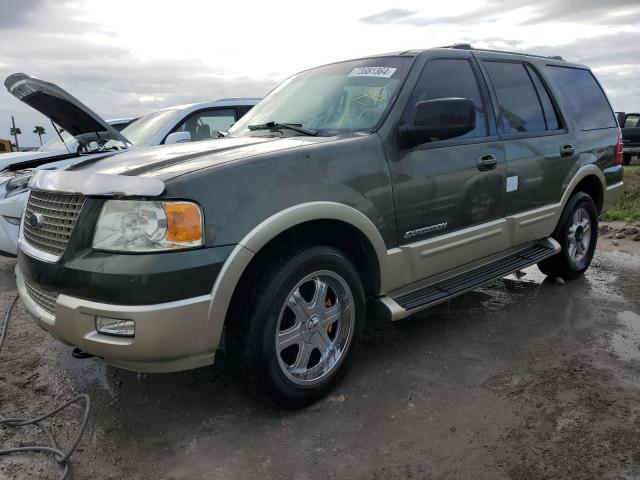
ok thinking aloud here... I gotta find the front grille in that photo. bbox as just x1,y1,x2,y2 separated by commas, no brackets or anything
23,190,85,259
25,279,59,316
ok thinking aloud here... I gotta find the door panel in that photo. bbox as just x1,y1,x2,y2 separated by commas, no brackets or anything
393,141,506,241
504,134,575,215
392,141,507,281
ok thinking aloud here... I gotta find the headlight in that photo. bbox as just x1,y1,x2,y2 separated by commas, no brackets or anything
92,200,204,252
5,171,32,198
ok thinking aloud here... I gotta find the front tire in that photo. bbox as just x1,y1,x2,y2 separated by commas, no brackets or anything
537,192,598,280
226,245,365,408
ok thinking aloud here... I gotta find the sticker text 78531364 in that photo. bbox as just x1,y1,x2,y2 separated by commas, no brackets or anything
347,67,397,78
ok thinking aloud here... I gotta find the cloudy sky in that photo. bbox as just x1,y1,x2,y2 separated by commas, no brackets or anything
1,0,639,147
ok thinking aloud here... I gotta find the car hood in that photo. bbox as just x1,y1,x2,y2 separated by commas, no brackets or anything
0,150,76,171
66,135,340,181
4,73,130,148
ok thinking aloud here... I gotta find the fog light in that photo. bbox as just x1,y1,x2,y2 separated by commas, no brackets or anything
96,316,135,337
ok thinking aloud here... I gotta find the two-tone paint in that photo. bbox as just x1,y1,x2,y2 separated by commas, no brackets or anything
16,48,624,372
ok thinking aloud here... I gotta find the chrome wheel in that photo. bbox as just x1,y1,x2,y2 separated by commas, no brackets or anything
567,207,591,262
275,270,355,386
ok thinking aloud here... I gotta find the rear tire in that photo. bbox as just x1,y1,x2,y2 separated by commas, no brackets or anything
226,245,365,409
537,192,598,280
623,153,632,166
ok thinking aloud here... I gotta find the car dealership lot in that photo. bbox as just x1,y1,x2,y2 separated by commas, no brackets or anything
1,246,640,480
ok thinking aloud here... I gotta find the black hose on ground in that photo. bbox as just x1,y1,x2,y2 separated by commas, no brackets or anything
0,294,91,480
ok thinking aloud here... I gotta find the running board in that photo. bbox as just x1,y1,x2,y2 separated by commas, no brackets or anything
371,239,559,322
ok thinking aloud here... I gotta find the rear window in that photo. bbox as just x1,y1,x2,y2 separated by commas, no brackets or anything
545,66,617,131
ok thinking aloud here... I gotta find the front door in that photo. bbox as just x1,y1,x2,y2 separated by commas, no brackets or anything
388,57,508,283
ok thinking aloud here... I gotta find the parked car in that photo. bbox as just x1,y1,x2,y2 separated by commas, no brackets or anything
616,112,640,165
16,46,623,407
0,73,259,256
0,119,134,173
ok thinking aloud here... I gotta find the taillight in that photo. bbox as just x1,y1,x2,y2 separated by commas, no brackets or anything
615,131,624,165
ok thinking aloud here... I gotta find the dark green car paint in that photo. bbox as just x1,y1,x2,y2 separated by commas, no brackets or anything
19,48,621,306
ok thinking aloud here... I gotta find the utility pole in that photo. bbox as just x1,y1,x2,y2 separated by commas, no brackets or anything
11,116,20,151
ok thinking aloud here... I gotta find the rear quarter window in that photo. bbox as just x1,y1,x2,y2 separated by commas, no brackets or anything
545,66,617,131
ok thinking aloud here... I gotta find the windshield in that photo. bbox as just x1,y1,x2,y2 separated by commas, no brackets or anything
108,109,180,147
229,57,412,137
38,130,77,152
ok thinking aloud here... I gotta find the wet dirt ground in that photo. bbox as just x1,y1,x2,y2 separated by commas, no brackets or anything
1,238,640,479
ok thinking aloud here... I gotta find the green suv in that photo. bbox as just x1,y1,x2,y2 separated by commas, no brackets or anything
16,46,624,407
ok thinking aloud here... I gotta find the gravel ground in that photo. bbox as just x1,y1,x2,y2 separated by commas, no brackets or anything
1,234,640,479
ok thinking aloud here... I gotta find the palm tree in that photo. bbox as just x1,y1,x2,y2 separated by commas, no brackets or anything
33,125,46,146
9,126,21,150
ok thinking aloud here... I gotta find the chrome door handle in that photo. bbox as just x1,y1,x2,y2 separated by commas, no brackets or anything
477,154,498,171
560,144,575,158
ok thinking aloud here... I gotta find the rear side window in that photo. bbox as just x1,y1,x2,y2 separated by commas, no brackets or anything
545,66,617,130
525,65,560,131
403,58,487,138
624,114,640,128
484,61,546,134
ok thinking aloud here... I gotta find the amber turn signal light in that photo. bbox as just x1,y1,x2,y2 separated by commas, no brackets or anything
164,202,203,243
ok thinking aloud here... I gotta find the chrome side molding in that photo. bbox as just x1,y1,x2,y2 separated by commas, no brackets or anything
29,170,165,197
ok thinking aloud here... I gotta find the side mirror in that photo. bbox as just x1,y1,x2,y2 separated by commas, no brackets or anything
399,98,476,147
165,131,192,145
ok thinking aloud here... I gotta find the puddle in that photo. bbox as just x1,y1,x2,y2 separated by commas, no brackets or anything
56,347,117,398
611,310,640,363
503,265,546,284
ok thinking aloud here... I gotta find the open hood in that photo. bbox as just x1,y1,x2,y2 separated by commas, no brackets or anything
4,73,130,149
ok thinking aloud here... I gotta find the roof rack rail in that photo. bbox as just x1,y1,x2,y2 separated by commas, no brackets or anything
450,43,473,50
442,44,565,61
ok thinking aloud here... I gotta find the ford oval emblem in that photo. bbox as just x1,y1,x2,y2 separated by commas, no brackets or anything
28,212,44,229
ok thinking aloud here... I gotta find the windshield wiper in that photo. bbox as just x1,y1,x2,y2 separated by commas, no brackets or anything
248,121,318,136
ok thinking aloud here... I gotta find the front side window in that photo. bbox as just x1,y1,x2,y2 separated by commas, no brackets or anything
545,66,617,131
229,57,412,137
484,61,546,134
402,58,487,139
173,109,237,141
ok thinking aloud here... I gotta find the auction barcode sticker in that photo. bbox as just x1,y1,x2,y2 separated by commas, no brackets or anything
348,67,397,78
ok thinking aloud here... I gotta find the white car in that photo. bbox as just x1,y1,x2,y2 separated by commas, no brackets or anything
0,118,134,171
0,73,259,256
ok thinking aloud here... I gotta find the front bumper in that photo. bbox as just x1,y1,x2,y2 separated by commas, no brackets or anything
16,266,216,373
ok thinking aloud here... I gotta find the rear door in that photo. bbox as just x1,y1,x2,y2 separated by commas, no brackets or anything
478,56,575,245
387,55,508,282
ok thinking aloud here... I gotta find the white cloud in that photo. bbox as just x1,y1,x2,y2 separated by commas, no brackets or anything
1,0,639,147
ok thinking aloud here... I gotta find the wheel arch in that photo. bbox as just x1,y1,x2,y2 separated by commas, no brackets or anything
203,202,391,350
561,165,605,214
